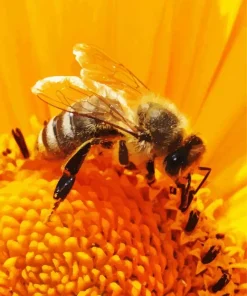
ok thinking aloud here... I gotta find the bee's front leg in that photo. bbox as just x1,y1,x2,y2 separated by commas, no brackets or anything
178,167,211,212
177,174,191,212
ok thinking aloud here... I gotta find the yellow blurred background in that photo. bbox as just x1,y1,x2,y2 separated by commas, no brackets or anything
0,0,246,188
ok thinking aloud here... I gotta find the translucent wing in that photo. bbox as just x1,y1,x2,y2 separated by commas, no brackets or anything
32,76,142,137
73,43,149,102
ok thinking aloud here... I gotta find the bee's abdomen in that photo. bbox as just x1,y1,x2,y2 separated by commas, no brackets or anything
38,112,76,158
37,108,99,158
38,97,121,158
37,116,61,157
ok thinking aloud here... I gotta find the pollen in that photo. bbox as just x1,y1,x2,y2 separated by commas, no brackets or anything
0,117,246,296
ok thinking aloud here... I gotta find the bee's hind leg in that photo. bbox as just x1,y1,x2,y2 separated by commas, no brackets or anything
54,139,98,199
48,138,99,220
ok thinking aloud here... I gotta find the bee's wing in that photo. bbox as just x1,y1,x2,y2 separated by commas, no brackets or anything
73,43,149,102
32,76,142,137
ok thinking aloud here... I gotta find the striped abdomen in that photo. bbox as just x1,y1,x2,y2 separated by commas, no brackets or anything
37,100,119,158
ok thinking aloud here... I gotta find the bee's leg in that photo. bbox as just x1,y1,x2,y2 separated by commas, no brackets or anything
180,167,211,212
145,159,156,185
118,140,138,172
211,269,230,293
48,138,99,220
192,166,211,194
186,167,211,211
119,140,129,165
178,174,191,212
55,139,100,198
175,167,212,231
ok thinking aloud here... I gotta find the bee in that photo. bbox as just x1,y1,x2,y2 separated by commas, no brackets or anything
32,43,211,218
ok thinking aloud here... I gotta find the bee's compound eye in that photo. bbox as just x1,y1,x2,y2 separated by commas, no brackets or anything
164,150,185,177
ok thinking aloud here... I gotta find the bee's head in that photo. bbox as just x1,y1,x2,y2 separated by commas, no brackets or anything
163,135,205,178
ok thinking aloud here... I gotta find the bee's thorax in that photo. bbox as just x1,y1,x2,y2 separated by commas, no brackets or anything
137,102,184,155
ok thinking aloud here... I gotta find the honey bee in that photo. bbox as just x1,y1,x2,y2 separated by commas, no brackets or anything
32,43,211,217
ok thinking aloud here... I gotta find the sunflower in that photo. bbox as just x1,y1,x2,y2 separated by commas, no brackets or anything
0,1,246,296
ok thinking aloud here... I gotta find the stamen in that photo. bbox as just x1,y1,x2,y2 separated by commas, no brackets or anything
185,210,200,232
2,148,12,157
170,186,177,194
6,148,11,154
216,233,225,239
202,245,221,264
211,270,230,292
12,128,30,159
